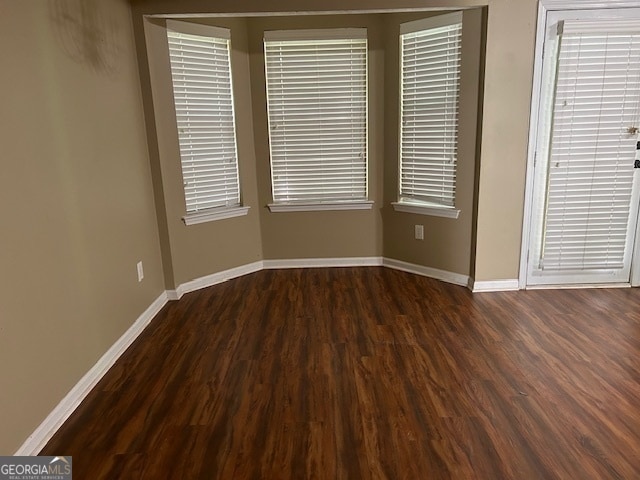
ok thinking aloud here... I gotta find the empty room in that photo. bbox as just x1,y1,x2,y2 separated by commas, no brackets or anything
1,0,639,478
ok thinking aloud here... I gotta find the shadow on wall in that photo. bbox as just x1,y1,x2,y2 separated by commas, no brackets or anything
49,0,124,75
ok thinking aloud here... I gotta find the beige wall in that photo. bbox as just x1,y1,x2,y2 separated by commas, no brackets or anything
0,0,539,455
247,15,384,260
382,9,484,276
474,0,537,281
140,17,263,286
140,14,384,271
131,0,539,281
137,10,483,268
0,0,541,455
0,0,165,453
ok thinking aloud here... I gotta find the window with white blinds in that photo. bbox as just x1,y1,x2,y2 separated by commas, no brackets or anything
264,29,368,207
539,19,640,272
166,21,242,222
398,13,462,210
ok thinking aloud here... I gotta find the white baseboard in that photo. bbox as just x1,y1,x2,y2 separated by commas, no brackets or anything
166,290,180,301
382,258,471,287
169,258,385,300
169,261,264,300
15,292,170,456
471,279,520,292
175,257,479,292
263,256,384,269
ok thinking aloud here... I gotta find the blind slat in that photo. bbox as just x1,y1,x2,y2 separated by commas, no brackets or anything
399,18,462,207
168,28,241,213
264,32,368,203
539,26,640,272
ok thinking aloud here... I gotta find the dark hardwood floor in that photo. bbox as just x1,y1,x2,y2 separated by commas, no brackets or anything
41,267,640,479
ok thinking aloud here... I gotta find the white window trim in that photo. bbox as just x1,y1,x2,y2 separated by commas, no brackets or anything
264,28,369,207
396,11,463,218
268,201,374,213
392,201,460,219
167,21,245,225
183,206,250,226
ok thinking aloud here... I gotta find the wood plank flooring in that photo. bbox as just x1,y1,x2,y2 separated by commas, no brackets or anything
41,267,640,479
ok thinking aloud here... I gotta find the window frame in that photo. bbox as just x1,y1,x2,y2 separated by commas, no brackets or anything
263,28,372,213
393,12,463,219
166,20,248,225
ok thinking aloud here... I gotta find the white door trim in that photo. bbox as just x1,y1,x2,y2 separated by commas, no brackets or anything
540,0,640,8
519,0,640,289
632,188,640,286
519,0,550,289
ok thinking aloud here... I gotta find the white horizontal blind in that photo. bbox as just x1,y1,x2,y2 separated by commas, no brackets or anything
540,20,640,271
399,13,462,207
264,30,368,203
167,23,240,213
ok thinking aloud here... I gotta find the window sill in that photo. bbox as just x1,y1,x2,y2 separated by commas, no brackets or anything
391,201,460,219
182,206,250,225
268,201,374,213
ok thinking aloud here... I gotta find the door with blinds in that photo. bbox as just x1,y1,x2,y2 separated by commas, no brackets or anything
527,10,640,286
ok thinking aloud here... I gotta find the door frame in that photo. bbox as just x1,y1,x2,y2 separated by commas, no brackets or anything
519,0,640,289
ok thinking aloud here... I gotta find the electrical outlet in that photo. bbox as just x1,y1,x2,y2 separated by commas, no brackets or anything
137,261,144,282
415,225,424,240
